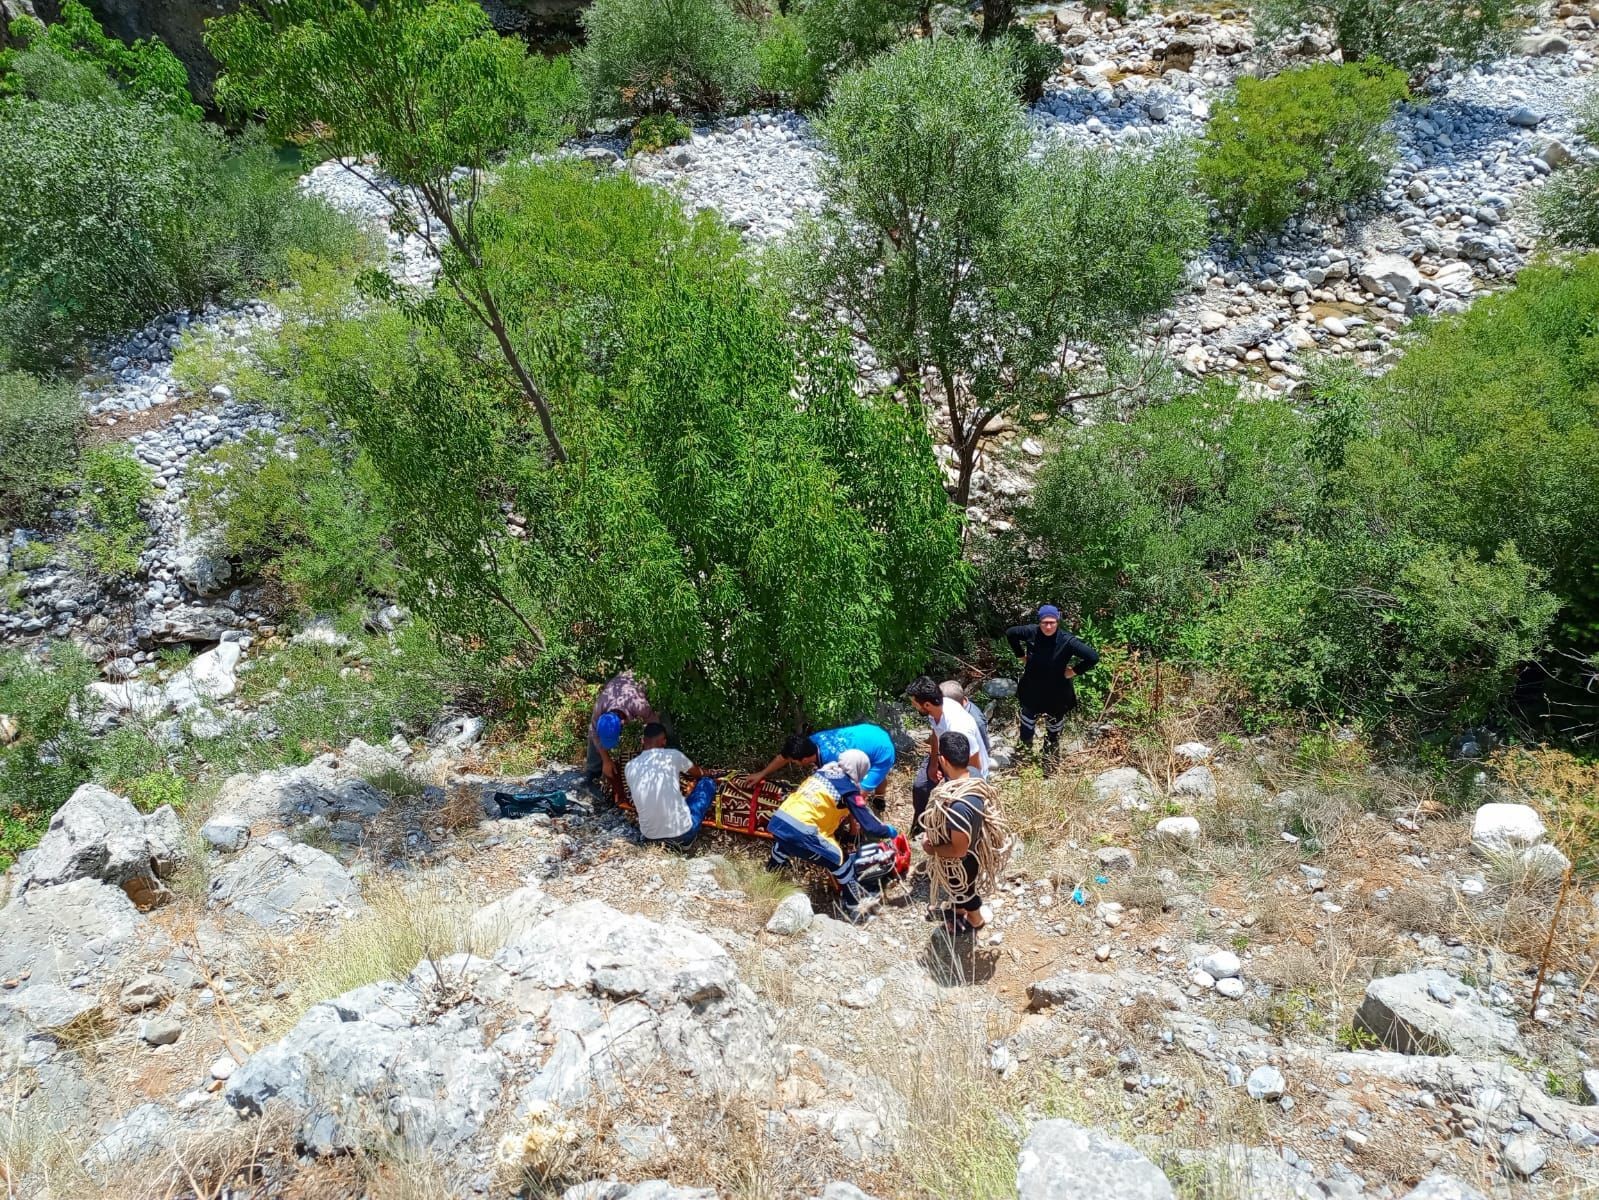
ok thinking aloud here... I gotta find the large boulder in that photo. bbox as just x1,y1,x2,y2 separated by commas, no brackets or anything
1354,970,1525,1058
208,835,366,926
0,878,144,987
138,605,241,647
1017,1120,1174,1200
18,784,184,908
211,758,388,842
1359,254,1422,301
227,901,778,1158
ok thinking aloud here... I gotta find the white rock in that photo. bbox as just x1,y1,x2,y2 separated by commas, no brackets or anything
766,892,814,936
1154,816,1200,847
1173,741,1211,766
1170,766,1215,801
1246,1066,1285,1101
1471,803,1546,856
1215,977,1246,999
1198,310,1227,333
1093,767,1159,810
1501,1134,1546,1178
1199,950,1242,979
1358,254,1422,301
1017,1120,1174,1200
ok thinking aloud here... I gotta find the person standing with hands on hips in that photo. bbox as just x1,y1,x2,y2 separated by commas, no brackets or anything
1006,605,1098,760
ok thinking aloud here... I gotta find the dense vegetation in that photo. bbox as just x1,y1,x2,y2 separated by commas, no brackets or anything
0,5,358,369
1253,0,1514,77
1021,257,1599,729
1199,60,1408,240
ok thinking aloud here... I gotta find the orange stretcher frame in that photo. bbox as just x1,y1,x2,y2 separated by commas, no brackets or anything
606,760,913,881
606,764,785,839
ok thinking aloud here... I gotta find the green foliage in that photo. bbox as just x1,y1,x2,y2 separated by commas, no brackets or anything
75,446,150,579
788,37,1206,501
184,432,397,613
1538,91,1599,248
1254,0,1514,78
0,75,359,367
275,161,965,757
792,0,915,84
574,0,758,117
0,371,81,523
1024,381,1318,646
0,644,97,865
994,25,1062,103
4,2,199,117
209,0,580,183
210,0,583,464
1199,60,1407,241
756,13,824,108
1211,534,1556,723
629,112,693,156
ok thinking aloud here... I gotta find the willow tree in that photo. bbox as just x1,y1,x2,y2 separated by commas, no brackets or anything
279,162,966,755
785,37,1207,504
206,0,582,460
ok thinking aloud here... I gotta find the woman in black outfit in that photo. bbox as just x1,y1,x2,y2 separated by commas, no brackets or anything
1005,604,1099,757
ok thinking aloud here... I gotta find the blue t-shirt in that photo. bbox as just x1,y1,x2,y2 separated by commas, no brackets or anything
811,724,896,789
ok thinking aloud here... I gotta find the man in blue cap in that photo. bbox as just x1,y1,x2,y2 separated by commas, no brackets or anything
586,670,659,790
1005,605,1098,759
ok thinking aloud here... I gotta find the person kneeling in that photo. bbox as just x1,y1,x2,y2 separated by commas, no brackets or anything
919,731,1012,938
624,723,715,850
766,749,898,923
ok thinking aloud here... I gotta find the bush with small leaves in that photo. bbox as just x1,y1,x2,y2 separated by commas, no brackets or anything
628,112,693,156
1538,91,1599,249
575,0,759,116
3,1,199,117
0,371,81,524
0,644,98,864
1198,60,1407,241
75,446,150,580
1254,0,1514,79
995,25,1062,102
755,13,824,108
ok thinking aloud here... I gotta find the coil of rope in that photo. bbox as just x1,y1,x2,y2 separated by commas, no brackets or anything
918,774,1015,912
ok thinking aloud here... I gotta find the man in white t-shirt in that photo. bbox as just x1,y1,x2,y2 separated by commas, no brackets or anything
623,724,716,848
907,675,990,831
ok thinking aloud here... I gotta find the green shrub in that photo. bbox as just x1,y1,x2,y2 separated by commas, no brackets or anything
0,644,97,865
4,2,199,117
756,13,824,108
1198,60,1407,241
575,0,759,116
184,431,396,612
793,0,915,82
1210,535,1556,724
0,371,81,523
1023,380,1318,647
279,160,966,758
995,25,1062,103
0,5,362,367
75,446,150,579
1538,92,1599,248
1254,0,1514,78
628,111,693,156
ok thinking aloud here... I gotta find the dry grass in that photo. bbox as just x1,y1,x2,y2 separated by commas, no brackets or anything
267,877,476,1034
712,850,800,922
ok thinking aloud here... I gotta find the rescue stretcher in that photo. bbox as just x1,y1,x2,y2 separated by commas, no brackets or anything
606,765,912,887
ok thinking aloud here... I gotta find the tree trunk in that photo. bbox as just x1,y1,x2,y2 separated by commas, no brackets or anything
980,0,1016,39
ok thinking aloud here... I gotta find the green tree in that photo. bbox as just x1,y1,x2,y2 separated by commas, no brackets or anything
786,37,1206,503
1197,60,1408,241
208,0,583,462
277,162,965,754
4,1,199,117
575,0,759,116
1253,0,1514,79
